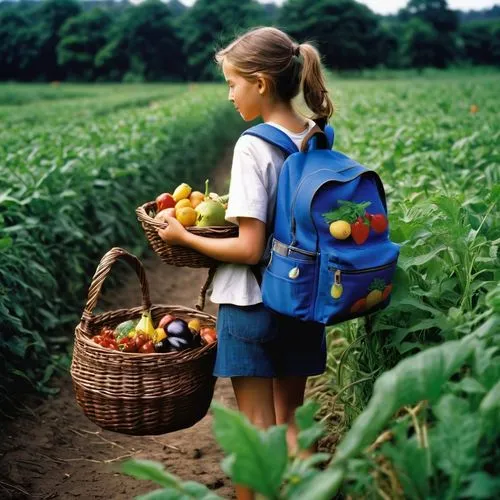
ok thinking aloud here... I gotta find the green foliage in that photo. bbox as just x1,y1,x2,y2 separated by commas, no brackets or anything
212,403,288,496
460,21,500,65
180,0,268,81
122,459,222,499
57,7,113,80
280,0,388,70
34,0,83,80
95,0,185,82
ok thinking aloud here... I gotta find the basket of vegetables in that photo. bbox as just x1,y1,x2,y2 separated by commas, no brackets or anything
136,179,238,269
71,247,218,436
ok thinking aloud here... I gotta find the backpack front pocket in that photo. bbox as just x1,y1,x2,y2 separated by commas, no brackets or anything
319,259,397,325
261,250,318,321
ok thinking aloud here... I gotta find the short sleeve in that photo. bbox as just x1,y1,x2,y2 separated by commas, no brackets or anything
224,137,269,226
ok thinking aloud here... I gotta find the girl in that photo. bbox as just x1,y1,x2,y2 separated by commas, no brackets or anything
158,26,334,500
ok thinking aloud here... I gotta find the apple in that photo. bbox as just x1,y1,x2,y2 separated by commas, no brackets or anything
156,192,175,212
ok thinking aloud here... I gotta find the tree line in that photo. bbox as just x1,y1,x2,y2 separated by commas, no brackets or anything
0,0,499,82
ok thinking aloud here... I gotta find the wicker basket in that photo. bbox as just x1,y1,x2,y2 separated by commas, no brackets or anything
136,200,238,268
71,247,217,436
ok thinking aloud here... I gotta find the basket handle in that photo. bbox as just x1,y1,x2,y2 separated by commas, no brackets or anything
79,247,151,330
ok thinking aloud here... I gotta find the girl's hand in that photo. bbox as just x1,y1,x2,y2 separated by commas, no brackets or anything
157,216,189,246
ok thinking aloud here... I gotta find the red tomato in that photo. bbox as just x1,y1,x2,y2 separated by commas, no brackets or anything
120,339,137,353
370,214,388,233
135,334,147,350
93,335,103,344
139,341,155,353
351,217,369,245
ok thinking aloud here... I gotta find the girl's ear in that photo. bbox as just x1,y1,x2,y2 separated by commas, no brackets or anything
256,74,268,96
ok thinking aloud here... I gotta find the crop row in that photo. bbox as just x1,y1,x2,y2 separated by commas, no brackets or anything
0,83,188,127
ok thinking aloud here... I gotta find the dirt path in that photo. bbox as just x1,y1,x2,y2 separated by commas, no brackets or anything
0,151,238,499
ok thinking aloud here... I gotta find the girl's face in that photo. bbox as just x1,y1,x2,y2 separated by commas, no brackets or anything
222,60,264,122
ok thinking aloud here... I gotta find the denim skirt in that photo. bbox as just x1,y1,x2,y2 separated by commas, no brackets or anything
213,303,326,378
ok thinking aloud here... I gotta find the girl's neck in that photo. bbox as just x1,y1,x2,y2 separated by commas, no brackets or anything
261,100,308,134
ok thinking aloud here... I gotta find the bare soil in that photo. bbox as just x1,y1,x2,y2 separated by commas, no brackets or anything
0,150,239,499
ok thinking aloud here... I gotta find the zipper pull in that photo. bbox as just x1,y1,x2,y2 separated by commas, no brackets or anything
331,270,343,299
335,270,341,285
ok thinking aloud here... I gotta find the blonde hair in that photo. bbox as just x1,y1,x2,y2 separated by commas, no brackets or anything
215,27,334,122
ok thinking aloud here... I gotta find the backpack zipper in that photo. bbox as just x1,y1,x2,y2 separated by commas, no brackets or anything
329,260,397,284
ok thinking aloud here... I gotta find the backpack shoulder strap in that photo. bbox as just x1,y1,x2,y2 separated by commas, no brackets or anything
241,123,299,158
301,122,335,152
324,124,335,149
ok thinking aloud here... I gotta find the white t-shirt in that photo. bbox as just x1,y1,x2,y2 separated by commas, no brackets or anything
210,118,316,306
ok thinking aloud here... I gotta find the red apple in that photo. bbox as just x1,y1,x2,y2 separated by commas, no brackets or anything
156,192,175,211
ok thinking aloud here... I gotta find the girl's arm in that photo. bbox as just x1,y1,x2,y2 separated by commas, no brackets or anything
157,215,266,265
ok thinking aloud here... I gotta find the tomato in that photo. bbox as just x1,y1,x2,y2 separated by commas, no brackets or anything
370,214,388,233
100,327,115,339
139,341,155,353
382,283,393,301
135,334,147,350
93,335,103,344
351,217,369,245
120,339,137,352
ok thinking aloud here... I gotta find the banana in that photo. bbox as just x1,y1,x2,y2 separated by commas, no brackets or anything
136,310,156,338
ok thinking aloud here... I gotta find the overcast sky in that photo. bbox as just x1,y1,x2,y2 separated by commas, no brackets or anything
178,0,498,15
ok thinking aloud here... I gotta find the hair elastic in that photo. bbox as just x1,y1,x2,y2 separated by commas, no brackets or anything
294,45,300,57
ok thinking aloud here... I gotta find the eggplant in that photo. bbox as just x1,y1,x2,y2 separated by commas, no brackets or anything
191,332,202,348
165,319,191,339
167,336,191,351
154,339,171,353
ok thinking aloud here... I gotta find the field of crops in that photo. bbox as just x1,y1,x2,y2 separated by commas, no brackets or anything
1,73,499,499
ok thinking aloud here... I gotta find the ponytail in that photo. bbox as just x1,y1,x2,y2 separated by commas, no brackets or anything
298,43,334,122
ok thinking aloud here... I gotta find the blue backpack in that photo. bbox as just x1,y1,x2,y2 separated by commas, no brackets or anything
242,122,400,326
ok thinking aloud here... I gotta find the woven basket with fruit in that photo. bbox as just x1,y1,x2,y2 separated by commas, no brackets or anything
136,179,238,269
71,247,217,436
